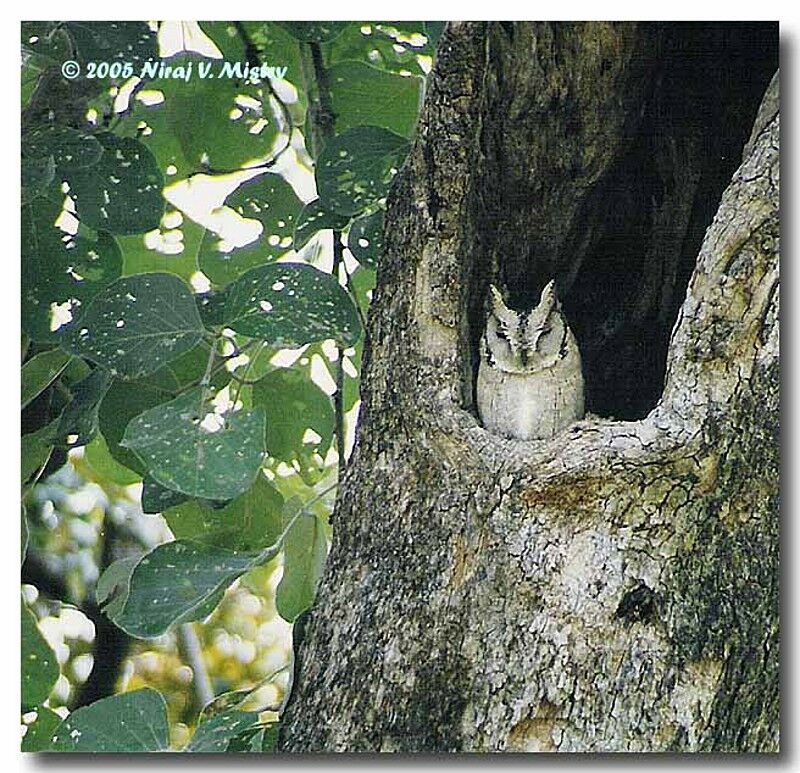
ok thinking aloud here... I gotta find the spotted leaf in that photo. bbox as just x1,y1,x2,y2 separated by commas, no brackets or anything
120,388,266,500
65,273,204,379
220,262,361,346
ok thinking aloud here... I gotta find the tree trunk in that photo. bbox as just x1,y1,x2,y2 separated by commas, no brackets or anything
280,22,779,752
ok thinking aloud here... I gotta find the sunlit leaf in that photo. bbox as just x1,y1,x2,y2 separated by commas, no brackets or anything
164,475,283,551
166,55,280,172
84,431,142,485
329,61,422,138
65,273,204,379
21,505,29,563
96,555,138,620
50,688,169,752
184,709,261,753
252,367,334,464
275,502,328,622
221,262,362,346
21,420,57,485
121,388,266,500
328,22,433,77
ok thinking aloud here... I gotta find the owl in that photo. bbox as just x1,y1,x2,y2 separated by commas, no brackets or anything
477,280,585,440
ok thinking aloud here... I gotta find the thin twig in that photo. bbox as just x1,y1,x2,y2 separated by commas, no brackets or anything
303,41,349,476
198,22,296,177
177,622,214,714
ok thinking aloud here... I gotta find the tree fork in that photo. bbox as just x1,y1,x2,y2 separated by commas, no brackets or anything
279,22,779,752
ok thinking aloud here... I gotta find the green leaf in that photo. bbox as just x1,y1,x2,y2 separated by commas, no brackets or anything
21,198,122,342
164,475,283,551
65,133,164,235
347,264,376,319
65,273,204,379
328,23,433,77
184,709,261,753
84,432,141,485
21,24,71,107
21,155,56,204
50,688,169,752
252,368,334,464
424,21,445,51
329,61,422,138
293,199,350,251
198,173,303,287
21,707,62,752
118,213,204,282
64,21,158,68
56,368,114,447
238,22,306,113
23,125,103,172
121,388,266,500
221,262,362,346
316,126,409,216
259,723,280,751
96,556,138,620
275,504,328,622
165,55,281,172
21,420,57,484
280,21,349,42
21,349,71,409
21,602,59,710
113,541,264,638
347,209,384,268
141,477,188,514
98,377,177,475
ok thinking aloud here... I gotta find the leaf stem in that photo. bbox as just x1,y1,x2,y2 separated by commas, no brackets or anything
256,481,337,565
230,341,265,408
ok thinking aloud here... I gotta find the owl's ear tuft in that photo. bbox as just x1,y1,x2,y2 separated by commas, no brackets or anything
539,279,561,312
489,284,508,313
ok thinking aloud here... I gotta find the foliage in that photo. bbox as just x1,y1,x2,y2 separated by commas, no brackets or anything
21,19,432,752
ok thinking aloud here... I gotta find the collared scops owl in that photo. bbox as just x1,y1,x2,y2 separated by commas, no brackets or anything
477,280,585,440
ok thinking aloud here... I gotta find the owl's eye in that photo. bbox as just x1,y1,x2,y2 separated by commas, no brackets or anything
495,328,508,341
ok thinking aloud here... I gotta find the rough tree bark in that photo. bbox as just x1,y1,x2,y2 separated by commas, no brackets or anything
280,22,779,752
